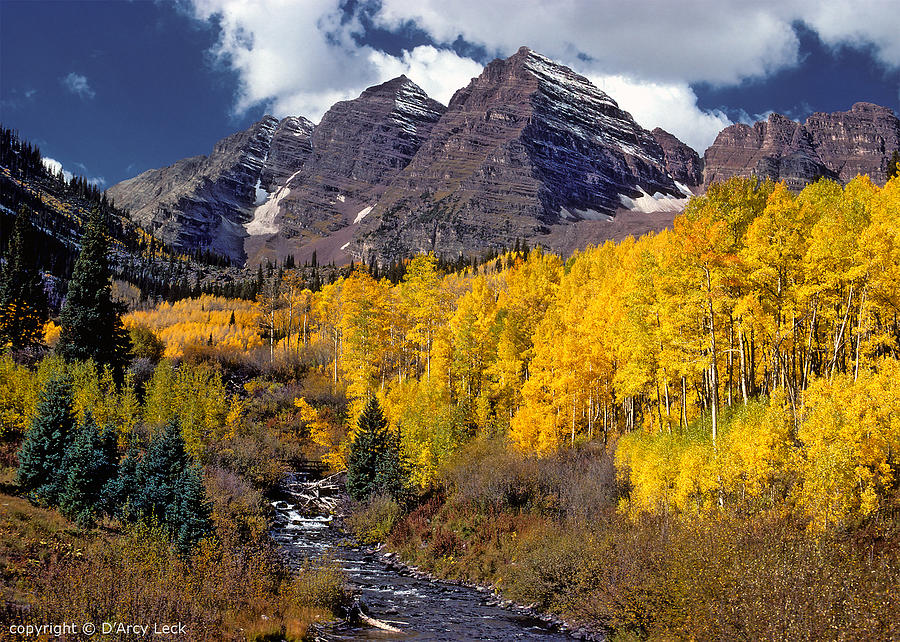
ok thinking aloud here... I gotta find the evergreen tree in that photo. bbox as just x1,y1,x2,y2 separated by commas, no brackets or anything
0,208,48,349
888,150,900,180
127,418,211,553
58,415,118,527
56,208,131,375
16,376,76,505
130,418,190,520
170,464,212,554
346,396,405,501
105,437,140,519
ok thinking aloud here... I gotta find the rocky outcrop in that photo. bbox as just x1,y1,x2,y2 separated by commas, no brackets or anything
108,116,288,262
352,47,682,263
652,128,703,189
702,103,900,190
806,102,900,183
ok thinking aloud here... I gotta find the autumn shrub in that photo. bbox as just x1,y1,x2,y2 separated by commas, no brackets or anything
129,323,165,361
348,494,402,544
445,438,618,520
27,520,346,642
503,522,606,616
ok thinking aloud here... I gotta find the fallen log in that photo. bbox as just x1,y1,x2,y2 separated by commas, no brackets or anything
357,609,402,633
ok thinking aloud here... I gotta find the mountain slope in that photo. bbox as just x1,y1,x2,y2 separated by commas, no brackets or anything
108,116,315,263
244,76,446,265
351,47,684,262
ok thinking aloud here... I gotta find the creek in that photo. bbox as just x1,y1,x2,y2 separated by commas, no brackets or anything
270,474,579,641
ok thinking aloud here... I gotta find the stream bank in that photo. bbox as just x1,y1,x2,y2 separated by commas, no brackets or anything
270,474,600,640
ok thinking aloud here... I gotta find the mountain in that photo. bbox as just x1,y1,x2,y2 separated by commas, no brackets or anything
651,128,703,190
108,115,315,263
351,47,686,262
0,127,251,305
702,103,900,190
106,47,898,268
108,48,689,266
244,75,445,266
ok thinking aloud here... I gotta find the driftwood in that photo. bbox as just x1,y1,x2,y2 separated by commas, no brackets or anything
284,470,345,514
355,607,403,633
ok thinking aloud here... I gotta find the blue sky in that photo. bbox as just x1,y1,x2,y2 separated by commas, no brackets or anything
1,0,898,188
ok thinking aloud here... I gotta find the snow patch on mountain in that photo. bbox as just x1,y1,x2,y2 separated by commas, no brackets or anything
619,187,690,213
245,168,302,235
353,206,373,224
675,181,695,197
253,179,269,205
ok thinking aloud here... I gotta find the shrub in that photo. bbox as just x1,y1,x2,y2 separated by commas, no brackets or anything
348,494,402,544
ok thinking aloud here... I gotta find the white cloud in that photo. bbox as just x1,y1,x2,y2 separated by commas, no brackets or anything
373,0,900,84
187,0,900,151
42,157,73,182
42,157,105,187
190,0,377,120
189,1,483,120
368,45,484,105
802,1,900,68
589,76,732,153
374,0,803,86
62,72,95,99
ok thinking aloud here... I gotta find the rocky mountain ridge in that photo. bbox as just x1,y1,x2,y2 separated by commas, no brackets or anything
351,47,687,262
107,49,899,267
702,102,900,190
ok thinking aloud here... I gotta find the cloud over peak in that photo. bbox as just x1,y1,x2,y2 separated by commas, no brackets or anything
187,0,900,153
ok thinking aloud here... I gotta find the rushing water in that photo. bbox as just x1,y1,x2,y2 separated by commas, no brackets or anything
270,478,578,641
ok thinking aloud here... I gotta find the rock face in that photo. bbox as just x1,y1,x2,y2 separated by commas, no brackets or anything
245,76,446,265
259,116,315,192
805,102,900,183
110,48,898,268
352,47,682,262
652,128,703,189
107,116,311,262
703,103,900,190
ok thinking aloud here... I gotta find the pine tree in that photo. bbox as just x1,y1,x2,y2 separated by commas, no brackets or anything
16,376,76,505
126,418,211,553
346,396,405,501
888,150,900,180
58,415,118,527
56,208,131,375
169,464,212,554
0,208,48,349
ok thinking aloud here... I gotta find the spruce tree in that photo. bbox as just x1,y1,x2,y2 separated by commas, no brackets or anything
105,437,140,519
58,415,118,527
346,397,405,501
888,150,900,180
131,418,190,521
16,375,76,505
0,208,48,349
56,208,131,375
128,418,211,553
169,464,212,554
